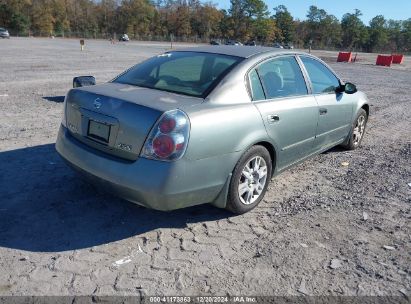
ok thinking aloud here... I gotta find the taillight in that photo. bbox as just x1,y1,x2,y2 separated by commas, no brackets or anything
141,109,190,161
159,116,176,133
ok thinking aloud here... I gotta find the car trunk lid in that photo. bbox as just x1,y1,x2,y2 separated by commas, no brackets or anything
65,83,203,161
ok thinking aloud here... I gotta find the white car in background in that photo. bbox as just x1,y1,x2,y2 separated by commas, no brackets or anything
119,34,129,42
0,28,10,39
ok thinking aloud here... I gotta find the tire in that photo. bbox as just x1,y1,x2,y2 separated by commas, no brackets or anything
341,108,368,150
226,145,272,214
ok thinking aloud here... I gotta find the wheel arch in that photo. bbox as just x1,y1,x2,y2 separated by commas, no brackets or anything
361,103,370,117
251,140,277,177
352,91,370,122
210,140,277,209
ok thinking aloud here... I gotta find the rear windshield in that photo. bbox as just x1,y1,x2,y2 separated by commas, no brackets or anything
113,51,243,97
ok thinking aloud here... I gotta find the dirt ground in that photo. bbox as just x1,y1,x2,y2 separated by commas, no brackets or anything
0,38,410,298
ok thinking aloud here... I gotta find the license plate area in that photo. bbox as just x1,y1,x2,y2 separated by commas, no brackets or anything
87,119,111,144
78,108,120,148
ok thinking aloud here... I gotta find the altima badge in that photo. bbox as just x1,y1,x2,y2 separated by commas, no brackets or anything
93,98,102,109
116,143,132,152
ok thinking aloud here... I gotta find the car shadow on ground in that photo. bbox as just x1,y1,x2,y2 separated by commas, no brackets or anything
42,96,65,103
322,145,347,154
0,144,230,252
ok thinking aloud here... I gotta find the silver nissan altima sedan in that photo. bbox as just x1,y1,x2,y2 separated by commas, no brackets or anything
56,46,369,214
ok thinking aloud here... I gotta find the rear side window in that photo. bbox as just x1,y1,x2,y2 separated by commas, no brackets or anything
249,70,265,100
300,56,340,94
252,56,308,100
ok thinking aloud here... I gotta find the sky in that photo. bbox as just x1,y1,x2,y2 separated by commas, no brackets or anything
215,0,411,24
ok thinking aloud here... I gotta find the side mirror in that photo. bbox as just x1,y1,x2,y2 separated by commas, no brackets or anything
344,82,357,94
336,82,357,94
73,76,96,88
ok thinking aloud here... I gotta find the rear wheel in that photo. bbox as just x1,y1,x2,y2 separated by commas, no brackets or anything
226,145,272,214
341,109,368,150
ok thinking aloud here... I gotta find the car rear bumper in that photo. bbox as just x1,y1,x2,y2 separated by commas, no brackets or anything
55,125,238,211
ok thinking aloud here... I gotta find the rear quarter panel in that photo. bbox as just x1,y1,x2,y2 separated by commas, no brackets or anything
184,102,273,161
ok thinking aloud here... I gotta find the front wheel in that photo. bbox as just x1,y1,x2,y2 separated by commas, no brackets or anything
226,145,272,214
341,108,368,150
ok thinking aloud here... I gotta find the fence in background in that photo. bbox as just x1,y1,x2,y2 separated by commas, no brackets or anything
6,31,411,55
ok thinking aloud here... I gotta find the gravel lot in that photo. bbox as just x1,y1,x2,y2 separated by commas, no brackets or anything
0,38,410,297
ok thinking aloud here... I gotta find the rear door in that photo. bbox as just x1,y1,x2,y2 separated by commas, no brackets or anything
250,55,319,170
299,56,352,150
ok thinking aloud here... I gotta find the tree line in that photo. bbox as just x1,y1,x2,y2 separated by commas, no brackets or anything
1,0,411,52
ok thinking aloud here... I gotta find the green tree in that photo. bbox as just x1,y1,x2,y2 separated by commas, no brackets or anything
294,19,309,47
306,5,328,46
174,4,191,37
320,14,341,48
401,19,411,51
252,17,278,44
304,6,342,48
1,0,409,51
367,15,388,52
0,0,31,33
229,0,269,41
52,0,70,36
273,5,294,43
218,9,235,39
341,9,368,50
192,4,223,39
119,0,155,38
95,0,117,35
30,0,55,35
386,19,402,51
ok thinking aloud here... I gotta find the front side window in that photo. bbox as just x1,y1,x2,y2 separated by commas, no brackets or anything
253,56,308,99
114,52,242,97
300,56,340,94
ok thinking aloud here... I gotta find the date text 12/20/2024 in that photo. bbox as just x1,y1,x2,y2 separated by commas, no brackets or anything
149,296,257,303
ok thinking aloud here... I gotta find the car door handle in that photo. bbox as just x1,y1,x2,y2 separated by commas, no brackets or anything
319,108,328,115
267,114,280,123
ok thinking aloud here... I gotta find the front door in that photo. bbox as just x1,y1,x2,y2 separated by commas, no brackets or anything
299,56,352,150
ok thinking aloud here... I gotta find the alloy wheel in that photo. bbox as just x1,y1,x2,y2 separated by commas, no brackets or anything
238,156,268,205
353,115,366,146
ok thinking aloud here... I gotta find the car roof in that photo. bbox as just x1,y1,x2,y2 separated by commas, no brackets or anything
172,46,297,59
